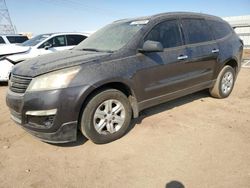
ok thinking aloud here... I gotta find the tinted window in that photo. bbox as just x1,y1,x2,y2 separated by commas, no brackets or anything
6,36,28,43
40,35,66,48
66,35,86,46
207,20,232,40
145,20,182,48
181,19,212,44
0,37,5,44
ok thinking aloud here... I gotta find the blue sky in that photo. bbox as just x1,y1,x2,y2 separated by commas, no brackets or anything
6,0,250,35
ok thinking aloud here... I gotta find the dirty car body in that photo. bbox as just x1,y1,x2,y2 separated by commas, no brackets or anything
6,12,243,143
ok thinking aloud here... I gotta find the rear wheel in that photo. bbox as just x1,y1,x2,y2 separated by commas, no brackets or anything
80,89,132,144
209,65,236,98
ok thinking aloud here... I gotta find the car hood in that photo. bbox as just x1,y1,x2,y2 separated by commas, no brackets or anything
0,44,30,56
12,50,112,77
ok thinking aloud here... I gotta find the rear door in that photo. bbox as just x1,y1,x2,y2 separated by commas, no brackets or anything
180,18,219,85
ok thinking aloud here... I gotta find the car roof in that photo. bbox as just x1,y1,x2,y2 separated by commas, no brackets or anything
115,12,224,23
1,32,90,38
0,34,27,37
152,12,223,20
43,32,90,37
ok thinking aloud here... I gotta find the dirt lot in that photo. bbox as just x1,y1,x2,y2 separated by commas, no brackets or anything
0,68,250,188
243,49,250,60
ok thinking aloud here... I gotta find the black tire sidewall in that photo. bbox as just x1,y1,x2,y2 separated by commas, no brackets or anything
81,89,132,144
218,66,236,98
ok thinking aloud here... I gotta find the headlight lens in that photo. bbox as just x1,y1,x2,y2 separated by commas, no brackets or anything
27,66,80,92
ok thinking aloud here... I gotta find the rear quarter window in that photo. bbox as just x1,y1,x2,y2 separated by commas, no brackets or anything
181,18,213,44
207,20,232,40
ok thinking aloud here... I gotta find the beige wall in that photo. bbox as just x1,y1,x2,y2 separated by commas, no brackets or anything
19,32,33,39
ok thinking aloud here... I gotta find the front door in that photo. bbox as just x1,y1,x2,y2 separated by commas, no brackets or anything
135,19,190,104
37,35,69,55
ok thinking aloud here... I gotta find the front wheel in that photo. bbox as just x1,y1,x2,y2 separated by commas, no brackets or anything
209,65,236,98
80,89,132,144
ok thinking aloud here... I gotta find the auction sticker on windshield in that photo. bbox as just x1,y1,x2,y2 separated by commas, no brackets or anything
130,20,149,25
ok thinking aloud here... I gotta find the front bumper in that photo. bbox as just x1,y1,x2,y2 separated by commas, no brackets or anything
14,118,78,143
6,85,92,143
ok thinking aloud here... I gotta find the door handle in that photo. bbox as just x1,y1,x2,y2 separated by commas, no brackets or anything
212,49,219,53
177,55,188,60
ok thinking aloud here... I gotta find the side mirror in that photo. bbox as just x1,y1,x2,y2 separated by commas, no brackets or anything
44,44,52,50
139,40,163,53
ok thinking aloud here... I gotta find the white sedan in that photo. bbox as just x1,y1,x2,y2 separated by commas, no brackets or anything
0,32,89,82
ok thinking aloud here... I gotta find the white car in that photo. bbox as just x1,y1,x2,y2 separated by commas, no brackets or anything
0,34,29,45
0,32,88,81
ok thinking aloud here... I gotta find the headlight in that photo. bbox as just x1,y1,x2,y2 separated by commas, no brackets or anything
27,66,81,92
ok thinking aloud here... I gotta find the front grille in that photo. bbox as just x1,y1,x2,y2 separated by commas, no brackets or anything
9,74,32,94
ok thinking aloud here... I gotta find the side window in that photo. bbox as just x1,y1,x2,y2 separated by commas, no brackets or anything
6,36,16,43
207,20,232,40
0,37,5,44
6,36,28,43
66,35,86,46
40,35,66,48
39,38,53,48
16,36,29,43
52,35,66,47
181,19,212,44
144,20,182,49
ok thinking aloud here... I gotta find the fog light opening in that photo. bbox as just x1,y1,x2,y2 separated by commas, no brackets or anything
27,115,56,129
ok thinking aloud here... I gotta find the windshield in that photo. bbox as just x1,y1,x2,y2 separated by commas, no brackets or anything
75,20,148,52
21,34,51,47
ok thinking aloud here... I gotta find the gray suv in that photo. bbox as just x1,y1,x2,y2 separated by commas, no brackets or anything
6,12,243,144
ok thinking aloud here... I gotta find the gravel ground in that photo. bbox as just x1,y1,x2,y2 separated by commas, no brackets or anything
0,68,250,188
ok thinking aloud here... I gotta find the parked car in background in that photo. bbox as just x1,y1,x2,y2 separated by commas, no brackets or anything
0,34,28,45
0,32,88,81
6,12,243,144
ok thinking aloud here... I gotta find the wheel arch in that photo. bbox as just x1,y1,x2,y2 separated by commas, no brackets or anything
78,81,139,127
223,57,239,74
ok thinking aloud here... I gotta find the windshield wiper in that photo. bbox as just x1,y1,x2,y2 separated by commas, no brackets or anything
81,48,114,53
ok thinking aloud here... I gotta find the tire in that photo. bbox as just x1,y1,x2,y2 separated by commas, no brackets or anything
80,89,132,144
209,65,236,98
